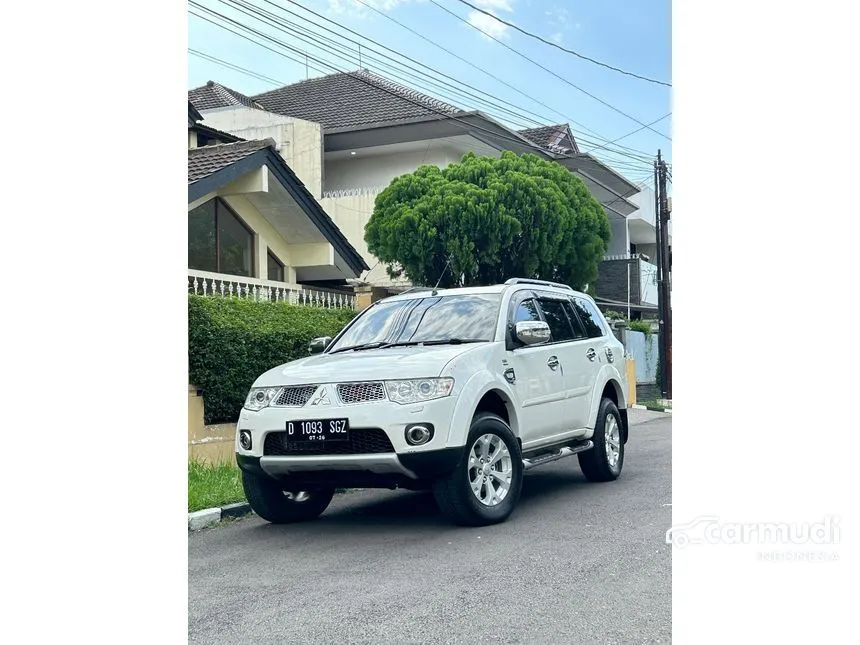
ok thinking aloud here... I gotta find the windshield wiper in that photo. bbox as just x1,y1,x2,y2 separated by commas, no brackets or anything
329,341,392,354
330,338,485,354
419,338,487,346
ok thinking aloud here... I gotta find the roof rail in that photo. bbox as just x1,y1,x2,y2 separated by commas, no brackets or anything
504,278,574,291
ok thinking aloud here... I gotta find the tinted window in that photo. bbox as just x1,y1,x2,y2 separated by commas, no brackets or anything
514,299,540,323
572,298,606,338
537,299,575,342
562,301,588,339
329,294,502,350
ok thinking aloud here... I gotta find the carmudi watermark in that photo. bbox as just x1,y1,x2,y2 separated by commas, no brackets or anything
665,515,840,561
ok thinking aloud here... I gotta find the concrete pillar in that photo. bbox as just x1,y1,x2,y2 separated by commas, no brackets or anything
354,285,389,311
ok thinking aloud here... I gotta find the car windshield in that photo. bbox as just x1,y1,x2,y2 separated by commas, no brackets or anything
328,293,502,352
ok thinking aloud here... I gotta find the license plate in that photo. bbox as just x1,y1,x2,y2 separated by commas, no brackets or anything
286,418,350,442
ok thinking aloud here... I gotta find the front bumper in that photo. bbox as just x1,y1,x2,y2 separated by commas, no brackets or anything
235,395,462,486
237,448,461,488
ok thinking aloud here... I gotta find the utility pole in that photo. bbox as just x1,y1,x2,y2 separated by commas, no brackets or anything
654,150,672,399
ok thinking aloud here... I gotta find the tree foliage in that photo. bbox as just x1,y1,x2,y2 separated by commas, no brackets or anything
364,151,611,290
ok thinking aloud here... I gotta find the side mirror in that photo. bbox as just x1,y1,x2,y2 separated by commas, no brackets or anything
515,321,550,346
308,336,332,354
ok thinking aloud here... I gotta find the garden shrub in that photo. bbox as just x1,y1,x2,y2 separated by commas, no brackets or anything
188,295,357,424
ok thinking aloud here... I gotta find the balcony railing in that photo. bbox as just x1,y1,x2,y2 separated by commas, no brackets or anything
188,269,355,309
603,252,653,262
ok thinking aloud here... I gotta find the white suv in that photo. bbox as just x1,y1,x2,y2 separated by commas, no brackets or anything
236,278,629,527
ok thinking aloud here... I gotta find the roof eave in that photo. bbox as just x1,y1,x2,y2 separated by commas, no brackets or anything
187,149,369,276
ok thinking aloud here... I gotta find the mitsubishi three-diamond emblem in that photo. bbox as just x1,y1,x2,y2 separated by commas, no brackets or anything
309,385,331,406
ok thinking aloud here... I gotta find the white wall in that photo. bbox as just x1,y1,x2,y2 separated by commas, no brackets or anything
630,184,657,227
607,218,629,256
324,145,467,192
197,107,324,199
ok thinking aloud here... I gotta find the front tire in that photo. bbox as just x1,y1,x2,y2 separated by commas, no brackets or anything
432,412,523,527
578,397,625,482
242,471,334,524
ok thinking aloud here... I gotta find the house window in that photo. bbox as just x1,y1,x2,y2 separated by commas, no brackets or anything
267,250,285,282
188,198,254,277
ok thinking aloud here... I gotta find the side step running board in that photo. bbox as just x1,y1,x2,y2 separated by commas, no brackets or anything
522,441,594,471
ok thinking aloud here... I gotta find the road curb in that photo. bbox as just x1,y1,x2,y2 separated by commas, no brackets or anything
188,502,253,531
631,404,673,414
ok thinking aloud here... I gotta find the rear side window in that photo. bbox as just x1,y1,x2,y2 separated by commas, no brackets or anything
537,298,575,342
562,301,588,339
571,298,606,338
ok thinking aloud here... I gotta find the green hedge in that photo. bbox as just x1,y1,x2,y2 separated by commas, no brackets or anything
188,295,357,425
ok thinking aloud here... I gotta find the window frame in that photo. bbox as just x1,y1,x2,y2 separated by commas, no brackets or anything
569,296,607,339
534,296,579,344
267,249,285,282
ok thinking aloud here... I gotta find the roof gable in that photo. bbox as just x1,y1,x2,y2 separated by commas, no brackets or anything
517,124,579,155
252,69,461,130
187,140,368,275
189,80,263,111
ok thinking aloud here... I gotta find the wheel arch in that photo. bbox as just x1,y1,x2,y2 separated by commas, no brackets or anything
448,373,520,447
588,371,629,444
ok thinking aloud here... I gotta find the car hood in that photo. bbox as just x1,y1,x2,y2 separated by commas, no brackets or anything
254,344,484,386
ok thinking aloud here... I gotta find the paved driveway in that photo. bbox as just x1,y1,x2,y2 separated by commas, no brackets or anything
189,410,672,644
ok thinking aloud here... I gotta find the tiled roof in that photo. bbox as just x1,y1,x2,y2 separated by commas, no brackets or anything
517,124,578,155
188,139,274,184
252,69,461,130
188,80,263,111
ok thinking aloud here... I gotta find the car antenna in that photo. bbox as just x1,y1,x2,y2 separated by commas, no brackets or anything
431,256,452,296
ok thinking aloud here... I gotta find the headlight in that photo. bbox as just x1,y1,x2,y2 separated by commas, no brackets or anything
243,387,283,411
385,378,454,405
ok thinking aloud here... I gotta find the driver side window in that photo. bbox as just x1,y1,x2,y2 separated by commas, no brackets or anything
514,299,540,323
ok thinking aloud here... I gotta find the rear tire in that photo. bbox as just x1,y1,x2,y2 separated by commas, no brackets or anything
432,412,523,527
578,397,625,482
242,471,334,524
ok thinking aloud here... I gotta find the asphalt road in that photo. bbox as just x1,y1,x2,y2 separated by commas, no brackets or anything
189,410,672,645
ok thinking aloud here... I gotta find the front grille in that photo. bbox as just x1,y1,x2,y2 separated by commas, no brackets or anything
337,382,385,404
273,385,318,407
264,428,395,455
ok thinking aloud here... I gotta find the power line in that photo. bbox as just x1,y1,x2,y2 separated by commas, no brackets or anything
189,48,290,86
223,0,552,131
453,0,671,87
349,0,658,161
189,3,656,171
428,0,672,141
271,0,658,160
581,113,672,154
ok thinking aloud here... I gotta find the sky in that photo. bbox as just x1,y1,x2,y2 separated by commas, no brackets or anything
187,0,672,185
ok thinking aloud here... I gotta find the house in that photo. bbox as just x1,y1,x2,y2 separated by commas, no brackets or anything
187,101,368,308
189,71,645,297
595,181,673,318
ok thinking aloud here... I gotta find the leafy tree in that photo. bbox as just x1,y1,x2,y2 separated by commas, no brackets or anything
364,151,611,290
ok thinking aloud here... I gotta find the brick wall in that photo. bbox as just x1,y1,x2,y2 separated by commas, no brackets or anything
595,259,642,304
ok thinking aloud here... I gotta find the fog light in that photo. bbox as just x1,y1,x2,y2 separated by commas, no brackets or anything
405,424,434,446
239,430,252,450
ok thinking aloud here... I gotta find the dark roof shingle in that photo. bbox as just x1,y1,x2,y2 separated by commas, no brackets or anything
189,80,263,111
517,124,579,155
252,69,461,130
188,139,274,184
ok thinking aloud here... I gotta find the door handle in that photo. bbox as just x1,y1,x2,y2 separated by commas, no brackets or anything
547,356,559,370
586,348,597,362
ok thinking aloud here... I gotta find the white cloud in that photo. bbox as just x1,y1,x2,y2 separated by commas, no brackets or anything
550,31,564,45
327,0,419,14
472,0,514,12
467,10,511,39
